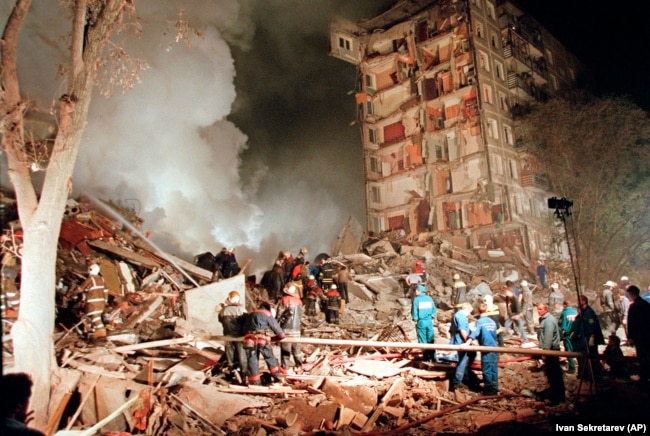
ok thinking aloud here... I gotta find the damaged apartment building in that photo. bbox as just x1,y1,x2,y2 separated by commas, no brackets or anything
329,0,584,260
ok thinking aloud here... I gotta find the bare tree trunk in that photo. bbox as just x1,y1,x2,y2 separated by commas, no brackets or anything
1,0,128,430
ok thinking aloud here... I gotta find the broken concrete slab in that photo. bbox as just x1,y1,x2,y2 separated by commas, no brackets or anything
175,381,269,427
183,275,246,336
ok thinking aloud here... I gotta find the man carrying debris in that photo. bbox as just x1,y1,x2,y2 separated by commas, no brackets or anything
535,303,566,405
80,263,109,339
412,283,437,363
465,303,499,395
216,291,248,381
503,283,530,344
450,302,478,391
276,285,304,373
243,301,286,385
324,284,342,325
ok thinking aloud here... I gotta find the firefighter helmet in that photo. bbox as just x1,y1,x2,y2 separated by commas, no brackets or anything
89,264,100,275
227,291,240,304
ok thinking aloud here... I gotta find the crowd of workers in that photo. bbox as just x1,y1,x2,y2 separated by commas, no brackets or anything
3,244,650,409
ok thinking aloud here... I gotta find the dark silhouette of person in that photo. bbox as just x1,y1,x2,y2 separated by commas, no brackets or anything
1,372,45,435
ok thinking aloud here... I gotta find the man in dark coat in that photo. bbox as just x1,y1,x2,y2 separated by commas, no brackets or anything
536,303,566,404
626,285,650,384
570,295,605,381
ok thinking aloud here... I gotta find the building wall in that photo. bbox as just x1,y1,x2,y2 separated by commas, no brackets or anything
330,0,583,257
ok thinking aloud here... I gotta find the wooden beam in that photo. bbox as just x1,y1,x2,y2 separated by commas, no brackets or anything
203,335,583,358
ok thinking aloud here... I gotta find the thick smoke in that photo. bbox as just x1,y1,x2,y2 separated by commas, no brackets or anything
1,1,392,277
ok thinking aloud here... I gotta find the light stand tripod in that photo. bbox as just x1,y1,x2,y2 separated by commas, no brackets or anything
548,197,597,396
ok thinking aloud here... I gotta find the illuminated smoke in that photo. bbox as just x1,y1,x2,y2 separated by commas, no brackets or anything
1,1,391,276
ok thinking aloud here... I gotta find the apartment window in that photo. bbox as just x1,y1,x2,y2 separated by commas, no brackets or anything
487,118,498,139
338,36,352,52
486,2,496,19
513,195,521,214
435,142,449,162
475,23,484,39
503,125,514,145
549,74,558,90
544,48,554,65
370,156,381,173
368,127,378,144
366,101,375,115
490,32,500,49
371,185,381,203
494,60,504,81
372,216,383,233
498,91,509,112
365,74,376,92
482,84,493,104
508,158,518,178
478,50,490,72
491,154,503,175
568,68,576,82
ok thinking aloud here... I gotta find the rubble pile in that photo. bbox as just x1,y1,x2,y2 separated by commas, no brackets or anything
2,196,647,434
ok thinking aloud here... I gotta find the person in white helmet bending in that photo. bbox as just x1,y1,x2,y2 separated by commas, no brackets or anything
217,290,248,380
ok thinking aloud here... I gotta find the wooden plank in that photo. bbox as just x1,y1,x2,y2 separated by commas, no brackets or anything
361,378,404,431
87,240,160,269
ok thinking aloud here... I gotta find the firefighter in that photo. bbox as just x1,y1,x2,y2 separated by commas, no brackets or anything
216,291,248,379
276,285,304,372
80,263,109,339
325,284,342,325
242,301,285,385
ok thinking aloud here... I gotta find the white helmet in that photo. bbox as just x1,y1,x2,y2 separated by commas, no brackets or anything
520,280,528,287
309,275,315,280
551,283,559,290
89,264,100,275
453,273,460,280
621,276,629,281
284,285,297,296
227,291,240,304
330,284,337,289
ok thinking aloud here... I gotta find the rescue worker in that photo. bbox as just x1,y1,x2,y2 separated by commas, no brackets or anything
570,295,605,382
336,265,350,304
504,286,530,344
412,283,437,362
1,260,19,319
536,303,566,405
548,283,564,321
304,275,323,318
276,285,304,372
325,284,342,324
216,291,248,379
484,294,504,347
80,263,109,339
414,259,427,282
221,247,240,278
599,280,617,336
405,268,423,300
452,273,467,307
466,303,499,395
450,302,478,390
242,301,285,385
536,260,548,289
295,247,308,265
521,279,536,334
559,299,578,374
320,259,334,290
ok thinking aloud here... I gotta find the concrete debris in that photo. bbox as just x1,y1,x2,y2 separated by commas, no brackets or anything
1,196,646,435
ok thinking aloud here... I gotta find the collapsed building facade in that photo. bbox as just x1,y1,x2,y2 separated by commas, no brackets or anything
329,0,585,260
